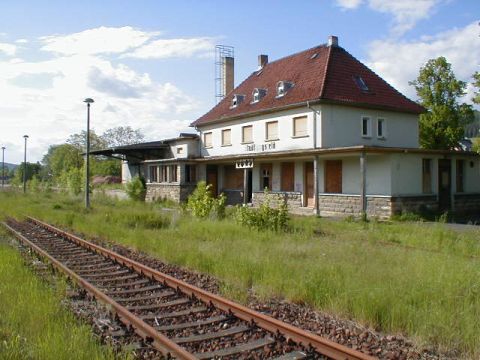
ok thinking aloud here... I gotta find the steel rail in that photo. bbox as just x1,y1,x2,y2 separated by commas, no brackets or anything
2,221,196,360
11,216,375,360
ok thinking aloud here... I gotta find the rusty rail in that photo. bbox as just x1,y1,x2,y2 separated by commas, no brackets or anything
3,216,376,360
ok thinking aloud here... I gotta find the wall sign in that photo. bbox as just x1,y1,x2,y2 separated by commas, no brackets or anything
236,159,254,169
245,142,276,152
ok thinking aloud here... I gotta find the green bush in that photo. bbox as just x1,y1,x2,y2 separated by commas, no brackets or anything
125,176,146,201
58,168,83,195
234,192,290,232
185,181,226,219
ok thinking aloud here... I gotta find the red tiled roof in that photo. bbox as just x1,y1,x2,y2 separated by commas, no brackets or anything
191,44,424,126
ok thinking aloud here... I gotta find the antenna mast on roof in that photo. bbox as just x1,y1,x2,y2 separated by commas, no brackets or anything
215,45,234,104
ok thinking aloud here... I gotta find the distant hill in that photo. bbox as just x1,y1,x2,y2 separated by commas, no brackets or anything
3,163,18,171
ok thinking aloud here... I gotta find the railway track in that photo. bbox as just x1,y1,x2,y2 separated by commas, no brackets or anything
2,217,375,360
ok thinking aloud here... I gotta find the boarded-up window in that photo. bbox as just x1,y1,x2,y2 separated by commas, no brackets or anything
422,159,432,193
149,166,158,183
242,125,253,143
223,165,243,190
293,116,307,137
185,165,196,183
204,132,212,148
222,129,231,146
160,166,168,182
456,160,464,193
261,164,272,190
325,160,342,193
266,121,278,141
281,162,294,191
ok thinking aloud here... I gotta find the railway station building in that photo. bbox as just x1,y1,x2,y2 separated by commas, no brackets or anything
97,36,480,218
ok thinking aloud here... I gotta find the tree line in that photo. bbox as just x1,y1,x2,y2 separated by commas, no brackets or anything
11,126,144,193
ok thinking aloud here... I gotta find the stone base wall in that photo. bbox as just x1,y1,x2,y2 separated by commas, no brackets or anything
390,195,438,215
317,195,392,218
145,183,196,202
252,191,303,211
454,193,480,213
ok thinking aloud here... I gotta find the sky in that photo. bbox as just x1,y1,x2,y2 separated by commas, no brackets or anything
0,0,479,163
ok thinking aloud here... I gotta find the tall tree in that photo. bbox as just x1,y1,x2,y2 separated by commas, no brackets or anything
410,57,474,149
67,130,107,151
473,71,480,104
41,144,83,180
101,126,145,147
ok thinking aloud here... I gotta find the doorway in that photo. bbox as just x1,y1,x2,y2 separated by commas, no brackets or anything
438,159,451,211
304,162,315,207
206,165,218,196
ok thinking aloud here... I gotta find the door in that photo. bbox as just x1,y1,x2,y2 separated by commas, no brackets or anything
438,159,451,211
260,164,272,190
281,162,295,192
304,162,315,207
206,165,218,196
325,160,342,193
247,169,253,202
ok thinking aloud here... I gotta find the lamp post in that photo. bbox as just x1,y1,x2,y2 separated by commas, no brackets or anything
23,135,28,193
84,98,94,209
1,146,5,188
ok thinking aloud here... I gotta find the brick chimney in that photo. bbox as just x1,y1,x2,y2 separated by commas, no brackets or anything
328,35,339,47
223,56,234,96
258,54,268,68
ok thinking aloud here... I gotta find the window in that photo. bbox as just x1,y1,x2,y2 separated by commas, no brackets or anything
177,147,184,155
169,165,178,183
456,160,464,193
261,164,272,190
252,89,260,103
204,132,212,148
149,166,158,183
377,118,386,138
353,75,369,92
422,159,432,193
221,129,231,146
277,81,285,97
281,162,294,192
242,125,253,143
266,121,278,141
185,165,196,183
361,116,371,137
231,94,245,108
161,165,168,183
293,116,308,137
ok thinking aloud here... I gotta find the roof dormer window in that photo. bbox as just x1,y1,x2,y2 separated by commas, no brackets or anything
353,75,369,92
252,88,266,103
276,81,293,98
231,94,245,108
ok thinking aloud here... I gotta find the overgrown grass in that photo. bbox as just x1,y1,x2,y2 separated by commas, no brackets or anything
0,191,479,357
0,230,123,360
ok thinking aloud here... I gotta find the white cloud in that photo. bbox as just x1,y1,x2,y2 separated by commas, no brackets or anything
336,0,363,10
124,37,215,59
335,0,442,36
0,42,16,56
40,26,158,55
366,21,480,102
0,26,208,163
15,39,28,44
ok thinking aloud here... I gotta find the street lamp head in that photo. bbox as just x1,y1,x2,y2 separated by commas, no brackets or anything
84,98,94,104
1,147,5,150
23,135,29,139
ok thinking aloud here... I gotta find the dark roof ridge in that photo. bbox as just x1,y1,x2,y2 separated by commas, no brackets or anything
334,46,422,108
257,43,329,69
319,45,333,98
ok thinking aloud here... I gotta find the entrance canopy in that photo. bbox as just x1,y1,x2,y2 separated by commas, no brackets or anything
89,141,168,162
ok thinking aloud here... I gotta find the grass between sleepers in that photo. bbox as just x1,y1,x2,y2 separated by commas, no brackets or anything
0,229,125,360
0,191,479,358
